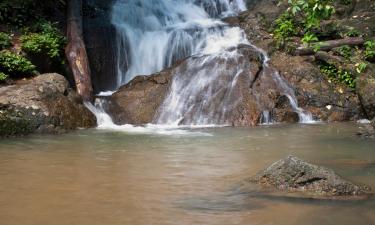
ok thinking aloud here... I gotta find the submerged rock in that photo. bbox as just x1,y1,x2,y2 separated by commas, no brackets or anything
0,73,96,137
356,118,375,139
249,156,371,199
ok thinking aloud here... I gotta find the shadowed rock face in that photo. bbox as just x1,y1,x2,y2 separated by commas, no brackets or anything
83,0,119,92
249,156,372,198
106,45,302,126
0,74,96,137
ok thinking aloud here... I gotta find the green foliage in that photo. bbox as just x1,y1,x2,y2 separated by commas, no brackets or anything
0,50,36,78
0,72,8,82
274,0,335,48
335,45,353,59
302,32,319,44
364,40,375,61
274,13,297,47
345,29,361,37
356,62,367,74
0,32,11,50
0,0,63,27
319,63,356,88
21,22,66,62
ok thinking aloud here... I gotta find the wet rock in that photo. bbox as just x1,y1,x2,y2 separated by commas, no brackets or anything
106,68,173,125
356,118,375,139
107,45,301,126
357,64,375,119
249,156,372,199
270,52,363,122
0,73,96,137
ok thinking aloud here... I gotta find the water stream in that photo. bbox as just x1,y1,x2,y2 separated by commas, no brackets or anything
87,0,315,129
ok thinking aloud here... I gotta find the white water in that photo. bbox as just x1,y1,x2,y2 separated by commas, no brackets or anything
86,0,314,132
111,0,247,85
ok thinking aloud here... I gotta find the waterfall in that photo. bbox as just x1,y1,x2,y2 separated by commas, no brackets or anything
111,0,246,86
87,0,314,130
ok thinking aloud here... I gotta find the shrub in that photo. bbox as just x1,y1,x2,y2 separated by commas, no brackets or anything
21,22,66,62
364,40,375,61
274,0,335,48
319,62,356,89
0,50,36,78
0,32,11,50
0,72,8,82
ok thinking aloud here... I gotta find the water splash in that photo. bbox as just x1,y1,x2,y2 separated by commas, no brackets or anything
84,100,213,136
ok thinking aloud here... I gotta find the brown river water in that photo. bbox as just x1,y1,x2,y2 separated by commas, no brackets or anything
0,123,374,225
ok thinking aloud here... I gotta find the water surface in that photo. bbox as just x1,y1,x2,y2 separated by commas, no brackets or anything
0,123,374,225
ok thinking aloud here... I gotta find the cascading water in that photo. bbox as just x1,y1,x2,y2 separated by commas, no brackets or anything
111,0,246,86
88,0,314,131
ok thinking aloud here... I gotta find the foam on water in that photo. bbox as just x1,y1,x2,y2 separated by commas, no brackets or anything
84,101,213,136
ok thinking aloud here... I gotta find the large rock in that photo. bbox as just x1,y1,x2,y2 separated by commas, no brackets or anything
236,1,367,122
0,73,96,136
106,45,302,126
357,64,375,119
249,156,371,199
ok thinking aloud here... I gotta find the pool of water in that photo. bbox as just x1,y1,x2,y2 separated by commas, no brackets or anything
0,123,374,225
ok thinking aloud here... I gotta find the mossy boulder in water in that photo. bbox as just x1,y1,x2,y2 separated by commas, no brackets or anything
249,156,372,199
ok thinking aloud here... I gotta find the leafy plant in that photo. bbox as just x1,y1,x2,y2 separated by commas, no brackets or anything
273,12,297,47
0,32,11,50
274,0,335,48
302,32,318,44
364,40,375,61
320,62,356,88
21,22,66,62
335,45,353,59
0,50,36,78
0,72,8,82
345,29,361,37
356,62,367,74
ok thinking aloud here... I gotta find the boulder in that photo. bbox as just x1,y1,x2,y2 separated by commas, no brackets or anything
249,156,371,199
357,64,375,119
106,45,304,126
0,73,96,137
356,118,375,139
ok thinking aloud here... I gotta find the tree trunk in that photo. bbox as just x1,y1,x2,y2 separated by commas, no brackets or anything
65,0,93,101
293,37,365,56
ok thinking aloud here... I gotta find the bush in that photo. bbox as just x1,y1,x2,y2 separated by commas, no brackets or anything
274,0,335,48
21,22,66,62
0,72,8,82
319,62,356,89
0,32,11,50
0,50,36,78
364,40,375,61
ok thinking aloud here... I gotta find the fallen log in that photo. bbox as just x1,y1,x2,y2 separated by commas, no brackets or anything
65,0,93,101
293,37,365,56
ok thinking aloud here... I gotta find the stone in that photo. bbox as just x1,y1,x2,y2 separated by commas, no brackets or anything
249,156,372,199
0,73,96,137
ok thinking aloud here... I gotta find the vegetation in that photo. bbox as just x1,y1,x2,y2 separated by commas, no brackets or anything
364,40,375,61
0,32,11,50
0,0,64,27
21,22,66,63
0,71,7,82
319,62,356,88
0,50,36,78
274,0,334,47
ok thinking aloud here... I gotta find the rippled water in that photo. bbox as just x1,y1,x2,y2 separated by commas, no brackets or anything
0,123,374,225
